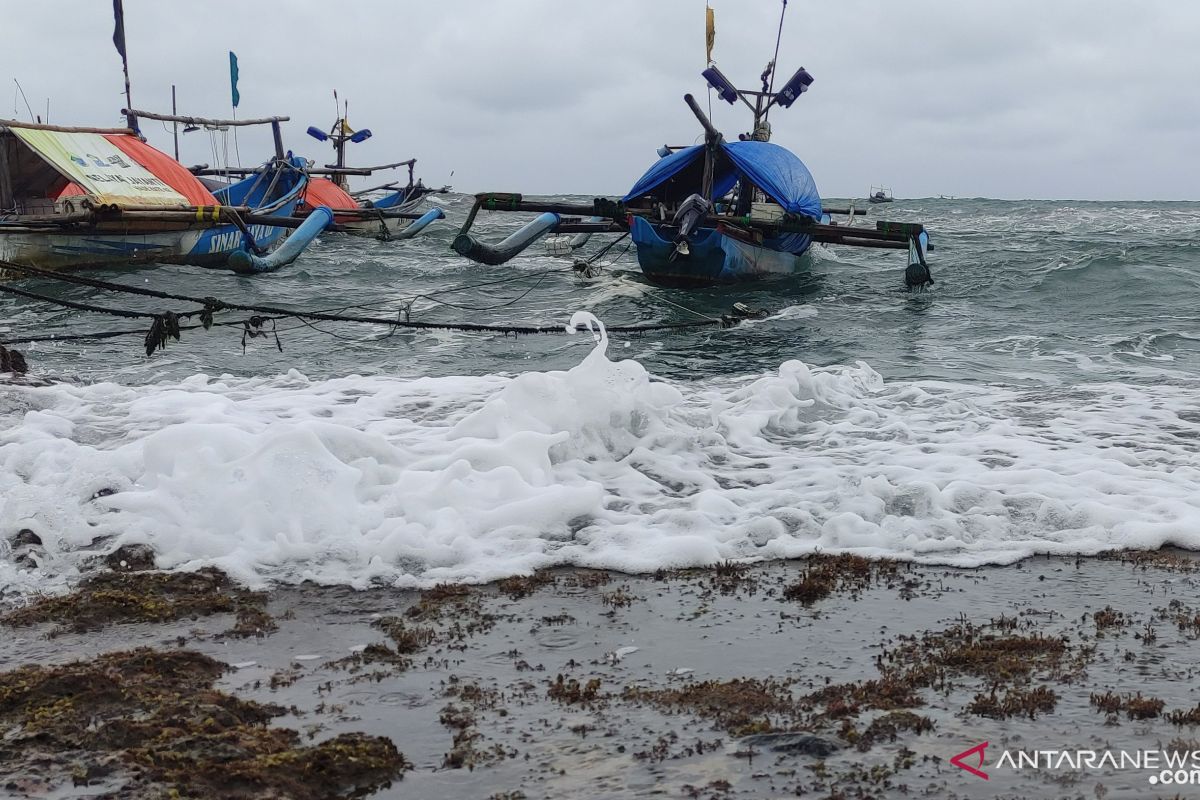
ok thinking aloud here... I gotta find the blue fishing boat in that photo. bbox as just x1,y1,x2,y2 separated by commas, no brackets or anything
188,153,309,266
450,9,933,290
620,137,823,287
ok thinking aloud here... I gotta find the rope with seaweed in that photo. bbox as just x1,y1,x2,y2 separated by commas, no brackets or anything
0,260,764,355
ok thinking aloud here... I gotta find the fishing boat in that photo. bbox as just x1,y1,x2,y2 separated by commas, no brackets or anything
286,109,446,241
0,116,331,274
292,177,444,242
0,1,331,276
450,12,933,289
869,186,894,204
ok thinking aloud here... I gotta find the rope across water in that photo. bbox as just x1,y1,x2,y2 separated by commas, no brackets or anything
0,260,756,356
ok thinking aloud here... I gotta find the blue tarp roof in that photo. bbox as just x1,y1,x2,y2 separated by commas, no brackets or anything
623,140,821,219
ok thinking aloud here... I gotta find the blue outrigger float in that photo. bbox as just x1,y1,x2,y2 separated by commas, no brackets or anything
453,47,933,289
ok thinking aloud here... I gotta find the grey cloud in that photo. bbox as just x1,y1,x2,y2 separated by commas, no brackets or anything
2,0,1197,200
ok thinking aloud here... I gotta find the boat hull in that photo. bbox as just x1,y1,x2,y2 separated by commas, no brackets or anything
0,220,290,272
0,155,310,273
340,188,433,239
337,215,414,239
630,216,809,287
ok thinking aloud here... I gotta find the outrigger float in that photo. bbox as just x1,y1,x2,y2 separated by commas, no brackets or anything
453,56,933,288
0,114,331,274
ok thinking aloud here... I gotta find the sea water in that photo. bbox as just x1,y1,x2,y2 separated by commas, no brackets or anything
1,197,1198,594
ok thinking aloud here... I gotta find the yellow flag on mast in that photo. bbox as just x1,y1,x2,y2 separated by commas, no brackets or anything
705,5,715,64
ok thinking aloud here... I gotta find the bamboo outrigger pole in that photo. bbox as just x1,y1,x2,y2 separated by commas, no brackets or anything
123,110,289,160
0,119,134,135
190,167,374,177
121,109,289,127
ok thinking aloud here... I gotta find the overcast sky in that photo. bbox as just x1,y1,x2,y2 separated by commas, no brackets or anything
4,1,1198,200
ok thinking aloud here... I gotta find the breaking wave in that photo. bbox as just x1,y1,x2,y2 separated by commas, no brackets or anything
3,312,1199,594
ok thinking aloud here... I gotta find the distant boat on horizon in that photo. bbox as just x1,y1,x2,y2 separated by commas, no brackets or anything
868,185,894,204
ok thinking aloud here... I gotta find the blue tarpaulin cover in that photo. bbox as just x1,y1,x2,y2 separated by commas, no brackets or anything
623,140,821,219
623,145,705,201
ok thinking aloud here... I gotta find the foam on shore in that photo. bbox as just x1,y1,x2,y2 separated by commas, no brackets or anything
2,312,1198,593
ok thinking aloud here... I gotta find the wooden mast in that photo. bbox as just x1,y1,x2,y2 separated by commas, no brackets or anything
683,94,721,202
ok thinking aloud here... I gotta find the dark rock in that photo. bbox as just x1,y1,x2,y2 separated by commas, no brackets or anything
10,529,41,548
0,346,27,375
104,544,157,572
740,733,839,757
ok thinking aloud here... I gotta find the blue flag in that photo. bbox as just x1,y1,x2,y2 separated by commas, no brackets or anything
112,0,127,60
229,51,240,108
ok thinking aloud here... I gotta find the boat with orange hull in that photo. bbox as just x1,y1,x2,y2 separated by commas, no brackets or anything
0,118,329,274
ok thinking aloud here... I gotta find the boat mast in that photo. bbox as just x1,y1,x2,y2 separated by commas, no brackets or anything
762,0,789,128
306,97,374,192
111,0,136,130
335,100,348,182
684,94,722,201
700,40,809,143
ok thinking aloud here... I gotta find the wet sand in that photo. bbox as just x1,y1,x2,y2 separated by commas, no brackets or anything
3,550,1200,799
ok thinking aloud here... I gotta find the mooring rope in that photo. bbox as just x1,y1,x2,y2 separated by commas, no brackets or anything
0,260,748,356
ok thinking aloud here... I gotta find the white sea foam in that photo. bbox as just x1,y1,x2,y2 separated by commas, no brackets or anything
2,312,1199,594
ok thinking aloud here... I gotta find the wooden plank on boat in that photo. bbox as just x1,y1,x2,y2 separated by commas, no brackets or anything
108,204,252,214
876,221,925,236
810,234,907,250
324,160,414,172
350,181,400,196
717,220,765,245
295,207,426,221
190,167,374,177
551,222,625,234
0,119,136,135
0,136,14,210
2,211,95,226
123,109,289,127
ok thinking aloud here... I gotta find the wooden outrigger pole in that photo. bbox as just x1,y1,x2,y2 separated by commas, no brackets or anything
124,108,289,161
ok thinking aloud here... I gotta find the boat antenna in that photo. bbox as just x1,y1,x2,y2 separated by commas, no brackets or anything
12,79,35,122
705,2,715,119
764,0,788,122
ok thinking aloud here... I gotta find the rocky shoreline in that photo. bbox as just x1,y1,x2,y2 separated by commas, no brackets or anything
3,549,1200,799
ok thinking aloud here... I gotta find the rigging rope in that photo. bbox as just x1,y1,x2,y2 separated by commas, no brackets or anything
764,0,789,122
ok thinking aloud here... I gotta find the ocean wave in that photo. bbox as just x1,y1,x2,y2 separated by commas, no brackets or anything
2,313,1199,594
